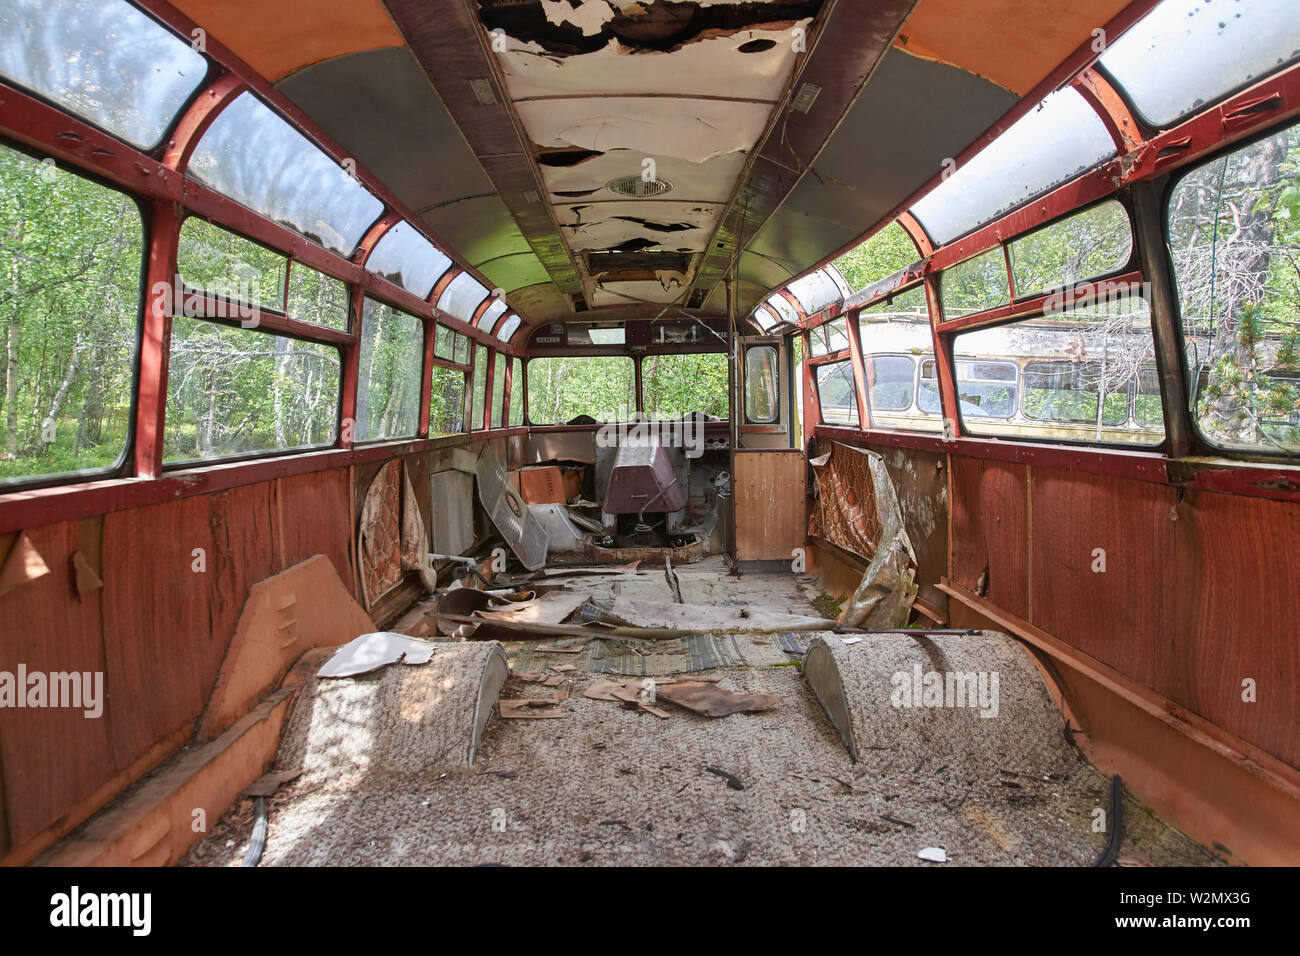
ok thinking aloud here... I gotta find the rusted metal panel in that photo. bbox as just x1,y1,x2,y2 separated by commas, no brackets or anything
1028,466,1300,769
949,456,1029,620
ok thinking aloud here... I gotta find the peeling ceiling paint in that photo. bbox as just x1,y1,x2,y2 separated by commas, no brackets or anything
482,0,822,312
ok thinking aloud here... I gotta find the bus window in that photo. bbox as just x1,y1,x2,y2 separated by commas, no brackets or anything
643,353,728,420
814,359,859,427
527,356,635,424
941,247,1009,320
865,355,915,412
357,299,423,442
744,345,780,424
1168,117,1300,457
429,364,465,436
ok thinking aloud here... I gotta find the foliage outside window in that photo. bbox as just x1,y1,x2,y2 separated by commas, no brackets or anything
1168,120,1300,456
744,345,779,423
833,222,919,291
509,357,524,426
951,295,1163,445
178,217,285,312
491,351,506,427
0,145,143,485
430,364,465,436
471,345,487,431
814,359,859,426
357,298,423,441
287,261,349,331
941,248,1010,319
165,317,338,462
1008,200,1133,298
642,353,728,420
527,356,635,424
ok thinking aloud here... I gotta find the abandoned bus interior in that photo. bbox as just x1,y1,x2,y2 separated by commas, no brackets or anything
0,0,1298,889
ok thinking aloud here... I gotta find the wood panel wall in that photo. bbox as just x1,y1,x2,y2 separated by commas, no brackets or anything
0,452,411,858
949,456,1300,769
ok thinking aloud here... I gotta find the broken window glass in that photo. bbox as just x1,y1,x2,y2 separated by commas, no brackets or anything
1101,0,1300,129
787,269,849,317
834,222,920,292
815,359,859,427
0,0,208,150
189,92,383,256
1168,119,1300,456
527,356,635,424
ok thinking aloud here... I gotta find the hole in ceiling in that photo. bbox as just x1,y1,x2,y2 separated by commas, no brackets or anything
608,237,663,253
478,0,824,56
537,147,604,167
612,216,696,233
553,188,600,198
606,175,673,198
737,38,777,53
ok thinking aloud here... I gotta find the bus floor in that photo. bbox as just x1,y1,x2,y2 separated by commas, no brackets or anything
182,559,1220,867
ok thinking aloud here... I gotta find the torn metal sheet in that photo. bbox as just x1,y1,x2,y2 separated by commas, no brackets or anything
473,590,588,626
402,469,438,592
810,443,918,629
655,681,780,717
476,446,548,570
528,503,587,553
318,632,438,678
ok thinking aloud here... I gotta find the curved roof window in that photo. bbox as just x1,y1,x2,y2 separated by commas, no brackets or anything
752,305,779,332
765,293,800,328
188,92,383,256
496,314,521,342
367,220,450,298
1100,0,1300,129
910,88,1117,247
477,298,508,332
437,271,490,322
787,267,850,317
0,0,208,149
